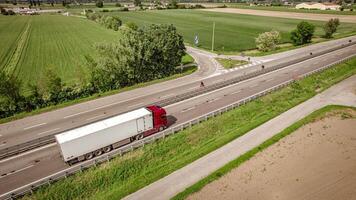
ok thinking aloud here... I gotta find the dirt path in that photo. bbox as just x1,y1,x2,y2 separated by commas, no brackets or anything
203,8,356,23
188,109,356,200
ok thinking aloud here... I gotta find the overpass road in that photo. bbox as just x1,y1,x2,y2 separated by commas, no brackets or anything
0,36,355,152
0,42,355,196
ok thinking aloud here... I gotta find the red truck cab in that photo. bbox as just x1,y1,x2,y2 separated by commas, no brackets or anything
145,105,168,136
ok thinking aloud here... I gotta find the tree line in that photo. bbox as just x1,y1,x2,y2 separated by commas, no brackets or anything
0,24,185,119
255,18,340,52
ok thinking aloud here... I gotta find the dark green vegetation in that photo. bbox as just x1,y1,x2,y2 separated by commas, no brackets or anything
216,58,248,69
109,10,356,52
324,18,340,38
173,105,356,200
0,23,186,119
24,57,356,200
291,21,315,45
0,15,117,85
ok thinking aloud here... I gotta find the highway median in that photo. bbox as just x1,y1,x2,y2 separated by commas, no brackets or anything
18,56,356,200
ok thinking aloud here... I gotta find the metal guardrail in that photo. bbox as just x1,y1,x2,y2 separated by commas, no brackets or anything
1,53,355,200
0,40,355,161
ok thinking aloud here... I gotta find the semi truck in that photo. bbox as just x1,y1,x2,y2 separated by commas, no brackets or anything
55,105,167,165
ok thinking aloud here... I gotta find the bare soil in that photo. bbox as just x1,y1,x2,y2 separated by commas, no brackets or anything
203,8,356,23
188,109,356,200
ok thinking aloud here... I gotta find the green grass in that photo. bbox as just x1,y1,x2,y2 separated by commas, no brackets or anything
108,10,356,53
225,3,356,15
23,57,356,200
216,58,248,69
0,65,197,124
181,53,194,65
172,105,356,200
0,15,118,86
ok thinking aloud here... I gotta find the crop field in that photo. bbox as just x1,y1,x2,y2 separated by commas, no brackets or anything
0,15,118,86
109,10,356,52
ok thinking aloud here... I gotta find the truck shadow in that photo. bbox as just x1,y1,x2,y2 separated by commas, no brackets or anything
167,115,177,127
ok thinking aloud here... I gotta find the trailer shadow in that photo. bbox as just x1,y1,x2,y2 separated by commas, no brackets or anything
167,115,177,127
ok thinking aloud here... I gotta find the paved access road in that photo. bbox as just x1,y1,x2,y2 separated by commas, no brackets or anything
0,36,355,152
123,69,356,200
0,43,355,195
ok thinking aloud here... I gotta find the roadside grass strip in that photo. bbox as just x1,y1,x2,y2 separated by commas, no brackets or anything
173,105,356,200
22,57,356,200
215,58,249,69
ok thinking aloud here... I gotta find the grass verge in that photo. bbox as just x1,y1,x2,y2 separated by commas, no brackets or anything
0,65,197,125
172,104,356,200
215,58,249,69
23,57,356,200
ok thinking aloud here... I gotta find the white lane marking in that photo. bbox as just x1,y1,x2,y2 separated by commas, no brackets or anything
37,128,60,136
0,143,56,164
128,102,144,109
23,123,47,130
212,79,222,84
231,90,241,95
86,114,106,121
0,165,34,179
63,95,145,119
0,134,2,137
265,78,274,82
182,107,195,113
0,143,6,147
160,93,175,99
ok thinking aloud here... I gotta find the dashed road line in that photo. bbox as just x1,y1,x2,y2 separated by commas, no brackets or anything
231,90,241,95
0,165,34,179
23,123,47,130
128,102,144,109
182,107,195,113
37,128,60,136
86,114,106,121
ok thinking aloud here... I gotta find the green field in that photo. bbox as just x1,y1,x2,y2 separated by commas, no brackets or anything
25,57,356,200
0,15,118,85
108,10,356,52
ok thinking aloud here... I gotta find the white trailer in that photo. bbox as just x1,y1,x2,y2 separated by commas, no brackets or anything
55,108,153,163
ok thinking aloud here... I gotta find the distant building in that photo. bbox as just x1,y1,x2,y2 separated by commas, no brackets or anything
295,2,341,10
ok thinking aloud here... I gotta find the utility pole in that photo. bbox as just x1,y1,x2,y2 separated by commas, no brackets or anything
211,22,215,52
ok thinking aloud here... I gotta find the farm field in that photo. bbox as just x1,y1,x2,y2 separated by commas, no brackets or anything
0,15,118,86
109,10,356,52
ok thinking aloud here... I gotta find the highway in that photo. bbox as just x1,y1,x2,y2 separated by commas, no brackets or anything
0,41,355,195
0,36,355,152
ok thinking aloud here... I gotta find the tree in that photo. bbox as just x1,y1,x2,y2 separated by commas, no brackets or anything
323,18,340,38
42,68,62,102
96,0,104,8
124,22,138,30
134,0,141,6
89,24,185,91
0,71,22,103
255,30,281,52
290,21,315,45
169,0,178,8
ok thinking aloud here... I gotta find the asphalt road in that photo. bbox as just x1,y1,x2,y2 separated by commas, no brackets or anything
0,43,355,195
0,36,355,151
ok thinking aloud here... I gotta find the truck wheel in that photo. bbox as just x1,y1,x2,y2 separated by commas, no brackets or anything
136,134,143,140
103,146,112,153
85,153,94,160
159,126,164,131
95,150,103,156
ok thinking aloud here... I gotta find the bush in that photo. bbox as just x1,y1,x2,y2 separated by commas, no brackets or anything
255,30,281,52
323,18,340,38
340,7,344,11
101,9,109,12
7,9,15,15
115,2,121,7
122,7,129,11
96,0,103,8
290,21,315,46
